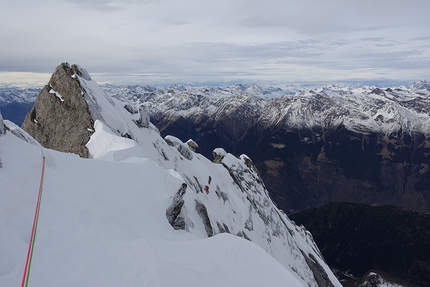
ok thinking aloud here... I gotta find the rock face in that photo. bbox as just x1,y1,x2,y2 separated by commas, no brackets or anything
22,63,94,157
289,202,430,286
166,183,187,230
164,135,193,160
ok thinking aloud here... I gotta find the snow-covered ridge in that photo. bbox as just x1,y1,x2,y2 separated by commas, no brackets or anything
75,64,340,286
1,63,341,287
103,81,430,136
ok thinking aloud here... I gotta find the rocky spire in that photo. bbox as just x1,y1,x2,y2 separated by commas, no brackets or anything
21,63,94,158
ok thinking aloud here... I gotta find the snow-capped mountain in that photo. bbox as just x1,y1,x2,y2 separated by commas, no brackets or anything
1,63,340,287
0,85,40,104
0,86,39,125
103,81,430,136
102,81,430,214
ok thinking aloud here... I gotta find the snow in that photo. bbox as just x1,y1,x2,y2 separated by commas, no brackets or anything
213,148,226,159
49,88,64,102
359,272,405,287
0,129,304,287
3,120,40,147
86,120,147,161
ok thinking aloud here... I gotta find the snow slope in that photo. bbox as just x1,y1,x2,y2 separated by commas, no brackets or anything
0,130,304,287
0,64,341,287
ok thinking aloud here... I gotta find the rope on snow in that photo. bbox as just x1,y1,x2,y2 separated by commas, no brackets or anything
21,156,46,287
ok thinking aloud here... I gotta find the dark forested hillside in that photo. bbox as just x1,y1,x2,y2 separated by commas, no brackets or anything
289,202,430,286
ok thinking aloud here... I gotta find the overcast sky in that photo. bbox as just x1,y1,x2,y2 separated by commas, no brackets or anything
1,0,429,85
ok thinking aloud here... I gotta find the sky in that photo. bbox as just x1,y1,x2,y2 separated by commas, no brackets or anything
1,0,429,85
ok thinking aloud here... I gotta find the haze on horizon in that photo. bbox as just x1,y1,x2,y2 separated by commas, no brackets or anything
1,0,429,86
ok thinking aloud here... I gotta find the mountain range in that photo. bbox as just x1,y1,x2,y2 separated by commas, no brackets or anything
101,81,430,213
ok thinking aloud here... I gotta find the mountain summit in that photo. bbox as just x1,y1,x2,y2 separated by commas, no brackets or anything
1,63,340,286
21,63,94,157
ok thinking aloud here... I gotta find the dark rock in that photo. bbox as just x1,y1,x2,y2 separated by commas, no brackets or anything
195,200,213,237
164,135,193,160
186,139,199,151
237,231,251,241
370,88,385,95
301,251,335,287
166,183,187,230
124,104,138,115
214,185,229,203
134,106,150,128
212,148,226,164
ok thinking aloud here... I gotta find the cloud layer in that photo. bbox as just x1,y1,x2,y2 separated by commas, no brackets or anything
1,0,429,84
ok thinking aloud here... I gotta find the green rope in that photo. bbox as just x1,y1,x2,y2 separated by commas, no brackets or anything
21,156,45,287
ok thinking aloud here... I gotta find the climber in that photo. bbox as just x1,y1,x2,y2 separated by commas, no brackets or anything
204,185,209,194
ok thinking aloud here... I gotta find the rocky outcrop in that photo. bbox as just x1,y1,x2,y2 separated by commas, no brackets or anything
186,139,199,151
212,148,226,164
21,63,94,158
195,200,213,237
166,183,187,230
164,135,193,160
301,251,335,287
135,106,150,128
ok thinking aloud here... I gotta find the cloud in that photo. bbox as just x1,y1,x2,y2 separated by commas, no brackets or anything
62,0,153,12
0,0,429,84
163,19,192,26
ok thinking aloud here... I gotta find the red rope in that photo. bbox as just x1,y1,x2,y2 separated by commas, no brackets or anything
21,156,45,287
